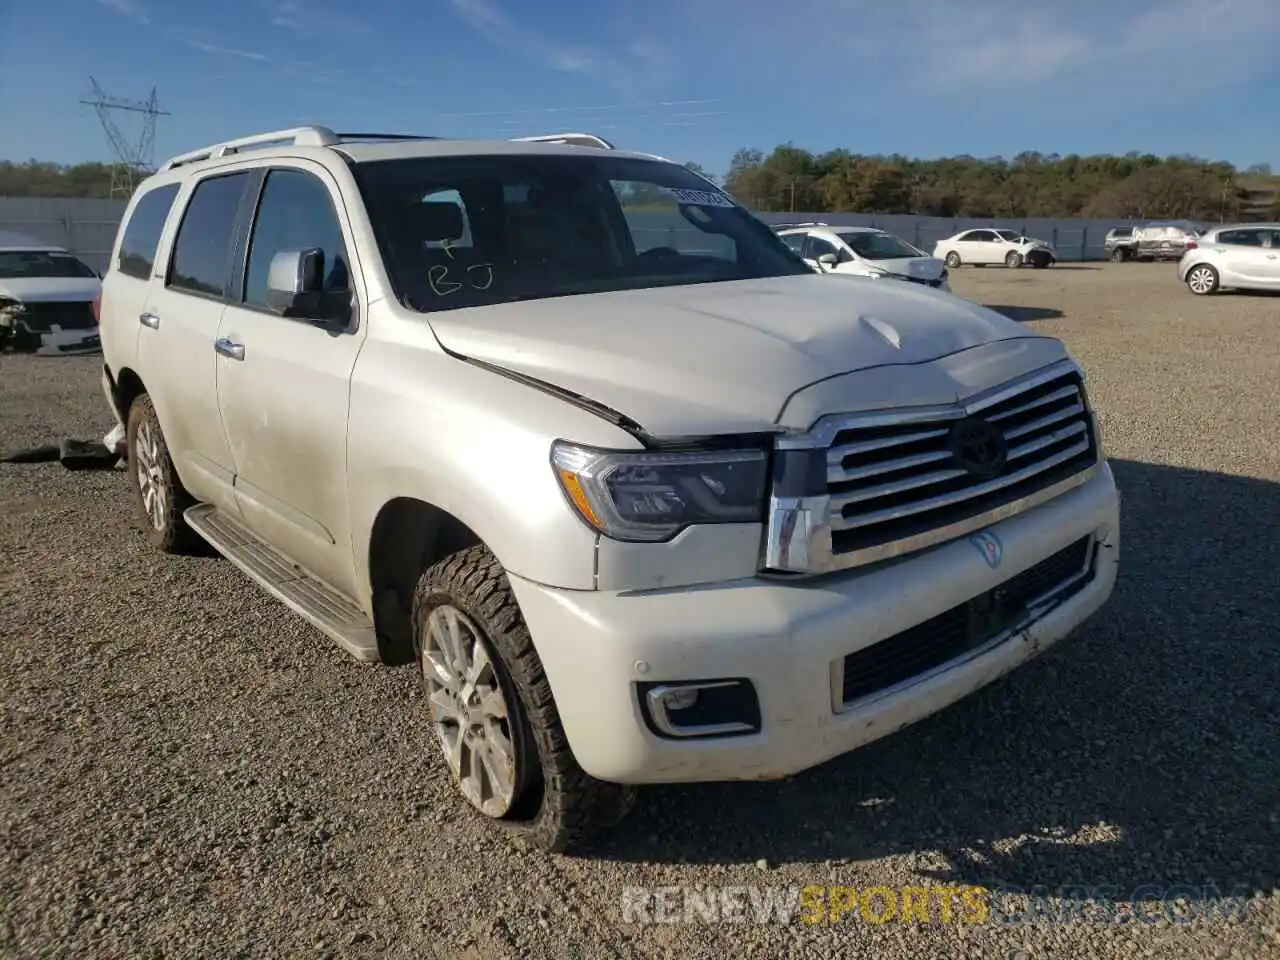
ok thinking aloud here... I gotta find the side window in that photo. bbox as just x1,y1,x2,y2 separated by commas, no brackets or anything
1217,229,1266,247
782,233,806,254
803,235,839,259
167,172,251,297
967,230,997,243
117,182,180,280
243,169,351,308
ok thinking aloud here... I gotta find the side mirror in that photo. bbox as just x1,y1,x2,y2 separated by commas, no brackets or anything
817,252,839,268
265,248,350,328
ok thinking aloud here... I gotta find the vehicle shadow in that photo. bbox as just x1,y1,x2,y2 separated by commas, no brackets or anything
586,460,1279,900
986,305,1065,322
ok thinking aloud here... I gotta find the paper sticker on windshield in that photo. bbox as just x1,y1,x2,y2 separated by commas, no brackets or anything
666,187,736,208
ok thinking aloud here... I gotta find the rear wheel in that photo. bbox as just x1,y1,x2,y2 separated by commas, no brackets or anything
1186,264,1219,296
944,251,961,268
412,546,636,852
126,394,201,553
1110,247,1129,263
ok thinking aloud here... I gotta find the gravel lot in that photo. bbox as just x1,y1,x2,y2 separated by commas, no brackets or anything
2,262,1277,959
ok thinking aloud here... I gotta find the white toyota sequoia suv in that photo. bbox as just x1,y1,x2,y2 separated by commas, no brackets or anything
99,126,1120,852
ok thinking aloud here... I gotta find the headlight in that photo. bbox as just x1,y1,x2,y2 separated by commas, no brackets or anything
550,440,769,542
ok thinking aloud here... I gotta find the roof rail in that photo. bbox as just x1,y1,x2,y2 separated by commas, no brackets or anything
773,221,829,230
335,132,442,143
160,125,341,171
513,132,616,150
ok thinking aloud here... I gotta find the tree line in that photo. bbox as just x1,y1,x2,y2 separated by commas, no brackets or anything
3,153,1278,222
716,147,1279,222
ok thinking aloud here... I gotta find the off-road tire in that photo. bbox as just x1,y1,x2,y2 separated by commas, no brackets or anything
125,394,201,554
944,251,962,268
412,545,637,852
1005,251,1024,268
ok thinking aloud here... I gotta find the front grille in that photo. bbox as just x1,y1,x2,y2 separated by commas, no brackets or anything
825,369,1096,559
16,301,96,332
840,535,1094,705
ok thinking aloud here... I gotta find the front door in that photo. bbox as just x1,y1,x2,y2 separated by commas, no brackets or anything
137,170,255,514
214,162,368,597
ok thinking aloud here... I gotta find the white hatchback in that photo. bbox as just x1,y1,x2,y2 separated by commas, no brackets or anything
1178,222,1280,295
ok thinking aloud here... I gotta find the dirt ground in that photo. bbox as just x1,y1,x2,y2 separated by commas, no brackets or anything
1,262,1277,959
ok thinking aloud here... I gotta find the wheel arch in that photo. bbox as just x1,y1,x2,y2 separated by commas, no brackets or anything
365,496,486,664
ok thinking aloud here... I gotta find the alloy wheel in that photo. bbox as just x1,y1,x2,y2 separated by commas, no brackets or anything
421,605,519,818
1187,266,1217,295
134,420,168,531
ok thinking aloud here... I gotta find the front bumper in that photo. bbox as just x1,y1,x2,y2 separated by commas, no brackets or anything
510,462,1119,784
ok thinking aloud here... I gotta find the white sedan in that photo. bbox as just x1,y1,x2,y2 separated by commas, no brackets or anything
776,224,951,291
932,228,1057,269
1178,222,1280,295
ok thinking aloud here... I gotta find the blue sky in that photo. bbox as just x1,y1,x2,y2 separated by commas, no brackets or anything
1,0,1277,176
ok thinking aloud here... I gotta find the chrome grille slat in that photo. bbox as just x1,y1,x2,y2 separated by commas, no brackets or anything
830,465,969,509
822,369,1097,549
1003,400,1085,440
829,448,955,483
1006,422,1088,461
831,438,1092,532
762,360,1100,577
826,427,951,464
987,384,1078,422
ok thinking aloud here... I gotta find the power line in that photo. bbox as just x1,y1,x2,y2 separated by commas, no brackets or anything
79,76,171,198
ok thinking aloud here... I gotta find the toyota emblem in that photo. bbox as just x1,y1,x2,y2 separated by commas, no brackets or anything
948,417,1008,478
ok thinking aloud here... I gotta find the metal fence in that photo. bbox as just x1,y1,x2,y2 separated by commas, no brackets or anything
0,197,129,275
1,196,1147,272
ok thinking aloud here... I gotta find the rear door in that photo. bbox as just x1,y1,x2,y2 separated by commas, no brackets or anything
98,182,180,377
213,162,368,596
137,170,255,514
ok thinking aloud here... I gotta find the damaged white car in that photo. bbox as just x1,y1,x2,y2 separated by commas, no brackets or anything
0,232,102,356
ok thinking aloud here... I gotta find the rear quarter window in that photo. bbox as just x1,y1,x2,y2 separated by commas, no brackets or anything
116,183,180,280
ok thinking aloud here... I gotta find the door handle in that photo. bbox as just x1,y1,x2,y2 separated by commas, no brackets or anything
139,312,160,329
214,338,245,361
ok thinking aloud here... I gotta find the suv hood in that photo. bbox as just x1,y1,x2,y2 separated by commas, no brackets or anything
427,274,1050,437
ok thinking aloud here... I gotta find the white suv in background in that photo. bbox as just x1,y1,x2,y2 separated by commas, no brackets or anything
933,228,1057,269
97,126,1120,852
776,223,951,291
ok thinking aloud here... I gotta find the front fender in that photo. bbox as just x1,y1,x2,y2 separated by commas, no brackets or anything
345,334,641,608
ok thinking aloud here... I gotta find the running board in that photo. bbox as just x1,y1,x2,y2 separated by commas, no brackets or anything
184,503,380,663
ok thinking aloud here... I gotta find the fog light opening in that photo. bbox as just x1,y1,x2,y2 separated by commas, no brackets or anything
638,679,762,740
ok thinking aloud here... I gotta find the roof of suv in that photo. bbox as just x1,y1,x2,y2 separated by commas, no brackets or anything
149,126,673,181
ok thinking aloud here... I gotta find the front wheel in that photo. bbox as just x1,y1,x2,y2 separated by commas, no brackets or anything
126,394,201,553
412,545,636,852
1005,251,1024,269
1185,264,1219,295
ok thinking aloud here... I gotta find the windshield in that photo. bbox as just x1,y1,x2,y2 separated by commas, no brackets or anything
837,231,923,260
352,154,811,312
995,230,1022,242
0,250,97,279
